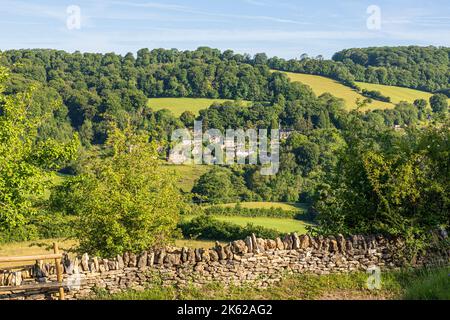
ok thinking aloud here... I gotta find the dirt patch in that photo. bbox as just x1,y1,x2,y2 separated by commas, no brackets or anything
319,289,397,300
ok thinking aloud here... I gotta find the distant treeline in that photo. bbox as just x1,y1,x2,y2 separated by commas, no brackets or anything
0,47,314,146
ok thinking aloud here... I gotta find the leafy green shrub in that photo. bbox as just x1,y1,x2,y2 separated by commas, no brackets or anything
0,224,40,244
179,215,281,241
0,66,78,242
192,167,254,204
51,125,186,257
315,116,450,259
31,213,76,239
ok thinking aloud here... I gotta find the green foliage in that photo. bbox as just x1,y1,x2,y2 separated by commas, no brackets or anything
1,48,304,146
179,215,281,241
1,46,448,253
192,167,255,204
51,124,187,257
29,213,77,240
402,267,450,300
414,99,430,120
315,114,449,257
333,46,450,92
179,110,196,127
430,93,449,114
0,66,78,242
294,142,320,175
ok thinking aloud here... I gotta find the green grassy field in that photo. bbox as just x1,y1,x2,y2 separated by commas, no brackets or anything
161,164,211,192
184,214,309,234
355,81,450,105
188,201,311,234
281,71,449,111
281,71,394,111
147,98,250,117
214,216,309,234
217,202,307,212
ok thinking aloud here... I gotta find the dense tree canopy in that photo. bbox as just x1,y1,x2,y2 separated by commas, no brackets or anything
333,46,450,92
430,94,449,114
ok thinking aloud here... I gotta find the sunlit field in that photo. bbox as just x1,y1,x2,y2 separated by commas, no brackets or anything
213,216,309,234
355,81,450,105
161,164,212,193
147,98,250,116
281,71,394,110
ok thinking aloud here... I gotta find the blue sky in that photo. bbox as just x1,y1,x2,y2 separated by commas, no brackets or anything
1,0,449,58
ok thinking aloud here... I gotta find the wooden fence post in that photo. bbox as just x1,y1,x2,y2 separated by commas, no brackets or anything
53,243,65,300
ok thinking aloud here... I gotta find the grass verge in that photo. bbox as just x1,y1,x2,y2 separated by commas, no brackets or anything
93,266,450,300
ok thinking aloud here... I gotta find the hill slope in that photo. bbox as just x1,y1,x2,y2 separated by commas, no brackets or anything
282,71,393,110
355,82,450,105
282,71,449,110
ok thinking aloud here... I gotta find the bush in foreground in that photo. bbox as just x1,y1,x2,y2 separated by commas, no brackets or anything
51,124,186,257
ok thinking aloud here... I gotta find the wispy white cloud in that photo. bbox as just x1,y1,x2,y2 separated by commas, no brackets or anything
0,0,95,29
111,1,189,11
72,28,387,43
107,0,306,25
383,19,413,25
0,0,67,21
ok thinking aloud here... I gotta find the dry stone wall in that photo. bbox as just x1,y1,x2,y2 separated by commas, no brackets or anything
1,233,448,300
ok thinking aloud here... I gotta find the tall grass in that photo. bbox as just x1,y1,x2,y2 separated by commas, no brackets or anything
401,267,450,300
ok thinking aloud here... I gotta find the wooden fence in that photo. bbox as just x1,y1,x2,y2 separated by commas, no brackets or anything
0,243,65,300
